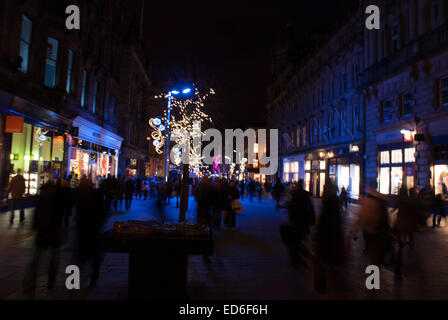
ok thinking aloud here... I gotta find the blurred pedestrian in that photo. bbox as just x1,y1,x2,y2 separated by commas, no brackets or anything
7,169,26,224
113,175,124,212
125,176,134,210
340,186,348,211
74,176,106,288
23,180,62,294
351,187,395,268
280,179,315,268
142,178,149,200
273,178,285,209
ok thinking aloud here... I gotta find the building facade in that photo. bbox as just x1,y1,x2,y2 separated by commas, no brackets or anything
268,0,448,199
268,12,365,199
0,0,154,196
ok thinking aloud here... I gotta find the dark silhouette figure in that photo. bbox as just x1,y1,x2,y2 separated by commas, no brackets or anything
8,169,26,224
340,187,348,210
125,176,135,210
23,180,63,294
75,176,106,288
280,179,315,268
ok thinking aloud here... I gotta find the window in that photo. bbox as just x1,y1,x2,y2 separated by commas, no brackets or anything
80,70,87,108
341,72,347,94
19,15,32,73
379,167,390,194
296,127,300,147
391,149,403,164
329,79,334,101
352,104,360,133
328,112,333,139
305,161,311,171
392,23,399,52
66,50,74,93
380,151,390,164
404,148,416,163
104,91,110,122
400,92,413,117
109,96,116,124
340,109,346,136
381,100,393,123
92,80,98,114
44,37,59,87
441,77,448,106
352,63,359,88
302,123,307,146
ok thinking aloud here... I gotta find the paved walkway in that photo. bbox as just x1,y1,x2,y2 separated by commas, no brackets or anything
1,194,448,299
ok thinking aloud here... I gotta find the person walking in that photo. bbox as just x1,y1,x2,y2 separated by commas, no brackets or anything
125,176,135,210
225,180,240,230
142,178,149,200
340,186,348,211
113,175,124,212
273,178,285,209
75,176,106,288
23,180,63,295
136,175,143,200
7,169,26,224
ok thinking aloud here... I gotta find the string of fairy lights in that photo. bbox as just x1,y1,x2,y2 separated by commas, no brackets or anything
149,86,214,173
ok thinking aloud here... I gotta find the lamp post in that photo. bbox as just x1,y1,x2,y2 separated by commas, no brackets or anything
164,88,191,181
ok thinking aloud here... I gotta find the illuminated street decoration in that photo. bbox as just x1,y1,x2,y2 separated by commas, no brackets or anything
150,86,214,172
149,117,165,154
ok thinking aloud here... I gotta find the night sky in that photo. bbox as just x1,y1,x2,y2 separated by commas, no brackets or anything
143,0,359,129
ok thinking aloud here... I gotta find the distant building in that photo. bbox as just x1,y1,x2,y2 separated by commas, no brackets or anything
268,0,448,198
0,0,155,196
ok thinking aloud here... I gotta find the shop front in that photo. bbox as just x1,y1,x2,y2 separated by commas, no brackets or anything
432,135,448,197
304,153,326,197
282,154,305,183
327,144,362,200
68,116,123,187
377,141,415,195
0,92,72,196
8,120,66,195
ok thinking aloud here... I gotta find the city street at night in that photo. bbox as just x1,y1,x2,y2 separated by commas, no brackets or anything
1,0,448,313
1,195,448,300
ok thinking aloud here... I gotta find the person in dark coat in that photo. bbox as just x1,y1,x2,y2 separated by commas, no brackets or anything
224,181,240,229
194,177,213,263
125,176,135,210
113,175,124,212
315,182,345,265
23,180,63,294
75,176,106,288
273,178,285,209
280,179,315,268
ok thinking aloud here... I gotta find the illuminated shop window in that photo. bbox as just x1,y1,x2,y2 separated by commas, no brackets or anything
379,167,390,194
380,151,390,164
404,148,415,163
391,149,403,164
305,160,311,171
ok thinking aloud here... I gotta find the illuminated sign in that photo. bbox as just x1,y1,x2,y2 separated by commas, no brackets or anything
400,129,415,142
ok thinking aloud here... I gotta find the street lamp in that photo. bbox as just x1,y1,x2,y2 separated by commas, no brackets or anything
164,87,191,181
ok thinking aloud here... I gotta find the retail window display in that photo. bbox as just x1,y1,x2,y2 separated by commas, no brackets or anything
8,123,65,195
434,165,448,197
69,137,119,184
378,144,415,195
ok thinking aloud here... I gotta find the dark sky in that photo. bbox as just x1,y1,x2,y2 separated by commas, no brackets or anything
143,0,358,129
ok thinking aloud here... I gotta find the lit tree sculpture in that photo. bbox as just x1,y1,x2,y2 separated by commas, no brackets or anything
149,86,214,173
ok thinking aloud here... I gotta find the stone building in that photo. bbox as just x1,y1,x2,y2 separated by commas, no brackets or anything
362,0,448,196
268,0,448,198
0,0,154,196
267,11,365,199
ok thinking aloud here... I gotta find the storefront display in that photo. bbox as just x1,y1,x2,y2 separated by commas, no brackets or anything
377,142,415,195
8,123,66,195
68,116,123,185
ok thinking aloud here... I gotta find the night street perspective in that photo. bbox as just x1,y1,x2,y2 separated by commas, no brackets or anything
2,0,448,308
